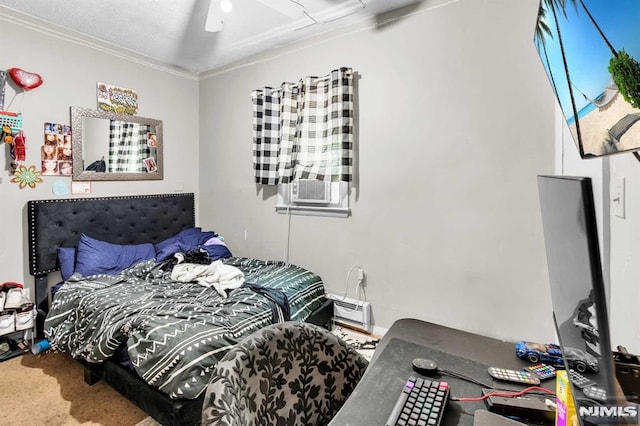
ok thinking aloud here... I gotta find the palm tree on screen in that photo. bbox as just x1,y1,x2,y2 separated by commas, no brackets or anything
535,4,560,99
577,0,640,109
576,0,640,108
540,0,583,154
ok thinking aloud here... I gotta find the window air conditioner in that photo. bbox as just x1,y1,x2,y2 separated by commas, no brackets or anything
291,179,330,204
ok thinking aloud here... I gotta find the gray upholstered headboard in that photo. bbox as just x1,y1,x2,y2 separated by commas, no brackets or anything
27,193,195,276
27,193,195,325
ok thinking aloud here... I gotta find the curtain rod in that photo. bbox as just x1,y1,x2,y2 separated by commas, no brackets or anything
256,69,354,94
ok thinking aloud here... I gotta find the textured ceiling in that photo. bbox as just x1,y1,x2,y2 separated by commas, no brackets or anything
0,0,425,75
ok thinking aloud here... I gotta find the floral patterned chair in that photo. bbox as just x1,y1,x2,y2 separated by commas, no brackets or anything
201,321,369,426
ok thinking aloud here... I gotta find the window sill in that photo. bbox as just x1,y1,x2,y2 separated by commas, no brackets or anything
274,204,350,218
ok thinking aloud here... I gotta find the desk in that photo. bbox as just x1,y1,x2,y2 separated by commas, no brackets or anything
331,319,555,425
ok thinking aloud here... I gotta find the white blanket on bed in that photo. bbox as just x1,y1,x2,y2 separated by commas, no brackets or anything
171,260,244,297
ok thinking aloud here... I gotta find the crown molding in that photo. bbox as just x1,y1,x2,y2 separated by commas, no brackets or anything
0,5,199,80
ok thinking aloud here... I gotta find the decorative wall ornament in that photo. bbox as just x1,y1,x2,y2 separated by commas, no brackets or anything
10,164,43,189
9,130,27,171
52,181,71,196
96,82,138,115
8,68,43,91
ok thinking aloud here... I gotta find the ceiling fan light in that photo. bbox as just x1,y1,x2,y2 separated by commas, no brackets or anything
220,0,233,13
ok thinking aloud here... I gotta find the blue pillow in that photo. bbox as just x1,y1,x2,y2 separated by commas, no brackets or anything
75,234,156,276
154,227,203,252
154,228,216,256
57,247,76,281
156,242,188,262
200,244,232,261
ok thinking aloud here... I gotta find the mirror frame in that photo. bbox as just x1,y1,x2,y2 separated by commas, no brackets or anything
71,106,163,181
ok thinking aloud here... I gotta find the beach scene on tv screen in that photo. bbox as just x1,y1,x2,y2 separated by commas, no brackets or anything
535,0,640,157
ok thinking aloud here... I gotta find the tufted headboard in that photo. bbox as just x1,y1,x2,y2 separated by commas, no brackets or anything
27,193,195,326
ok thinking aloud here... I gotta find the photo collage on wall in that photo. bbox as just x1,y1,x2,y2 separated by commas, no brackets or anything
42,122,72,176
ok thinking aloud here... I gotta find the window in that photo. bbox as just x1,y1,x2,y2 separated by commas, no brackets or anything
251,67,354,218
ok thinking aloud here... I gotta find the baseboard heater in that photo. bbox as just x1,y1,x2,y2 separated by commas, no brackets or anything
327,293,372,333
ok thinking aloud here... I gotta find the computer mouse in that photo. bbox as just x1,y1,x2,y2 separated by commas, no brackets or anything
412,358,439,376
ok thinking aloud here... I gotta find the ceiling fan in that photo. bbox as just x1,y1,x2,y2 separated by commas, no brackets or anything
204,0,229,32
205,0,305,33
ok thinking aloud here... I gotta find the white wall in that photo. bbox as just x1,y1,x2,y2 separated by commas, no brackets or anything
198,0,558,341
0,16,199,298
0,0,562,344
609,153,640,354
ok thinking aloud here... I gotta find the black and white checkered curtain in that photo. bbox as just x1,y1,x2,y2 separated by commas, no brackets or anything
108,121,150,172
251,67,353,185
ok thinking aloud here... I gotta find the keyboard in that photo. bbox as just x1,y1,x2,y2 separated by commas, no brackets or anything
385,376,450,426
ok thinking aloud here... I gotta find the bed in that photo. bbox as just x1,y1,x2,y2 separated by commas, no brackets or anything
27,193,333,426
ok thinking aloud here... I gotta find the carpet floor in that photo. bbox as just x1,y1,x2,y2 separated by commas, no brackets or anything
0,350,150,426
0,325,379,425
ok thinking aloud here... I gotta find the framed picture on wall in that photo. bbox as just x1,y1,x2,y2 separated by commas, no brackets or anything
97,82,138,115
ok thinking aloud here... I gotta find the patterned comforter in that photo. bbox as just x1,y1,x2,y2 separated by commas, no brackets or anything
44,257,327,399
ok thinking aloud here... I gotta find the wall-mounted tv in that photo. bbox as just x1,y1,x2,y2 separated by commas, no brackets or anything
534,0,640,158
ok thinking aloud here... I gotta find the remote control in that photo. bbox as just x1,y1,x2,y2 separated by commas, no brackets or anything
525,363,556,380
488,367,541,385
568,369,596,389
582,385,607,401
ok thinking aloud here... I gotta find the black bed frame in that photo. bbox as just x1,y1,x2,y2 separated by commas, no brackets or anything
27,193,333,426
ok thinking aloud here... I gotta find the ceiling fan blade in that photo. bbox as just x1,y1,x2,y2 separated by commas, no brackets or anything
205,0,224,32
255,0,304,19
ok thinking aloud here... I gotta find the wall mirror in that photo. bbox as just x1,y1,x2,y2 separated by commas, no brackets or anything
71,106,163,181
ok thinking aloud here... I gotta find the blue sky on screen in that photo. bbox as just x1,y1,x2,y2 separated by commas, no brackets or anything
535,0,640,121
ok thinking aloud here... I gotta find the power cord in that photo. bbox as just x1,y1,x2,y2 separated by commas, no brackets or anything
284,203,292,264
335,265,365,314
450,386,555,402
437,367,493,389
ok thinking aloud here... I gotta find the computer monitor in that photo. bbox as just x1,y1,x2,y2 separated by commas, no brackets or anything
533,1,640,158
537,175,618,423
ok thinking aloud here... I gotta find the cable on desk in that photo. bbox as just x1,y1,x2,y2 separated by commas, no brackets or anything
450,386,555,402
438,368,493,389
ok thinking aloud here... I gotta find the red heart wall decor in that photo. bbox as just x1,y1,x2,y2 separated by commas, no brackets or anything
8,68,43,91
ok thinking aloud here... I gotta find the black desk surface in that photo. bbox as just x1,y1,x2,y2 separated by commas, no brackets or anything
330,318,555,426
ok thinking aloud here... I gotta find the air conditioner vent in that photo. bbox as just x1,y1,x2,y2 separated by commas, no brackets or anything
291,179,330,204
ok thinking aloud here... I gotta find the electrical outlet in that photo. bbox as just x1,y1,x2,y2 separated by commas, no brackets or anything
357,268,364,281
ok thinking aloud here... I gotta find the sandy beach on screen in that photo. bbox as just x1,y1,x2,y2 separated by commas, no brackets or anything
570,92,640,156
